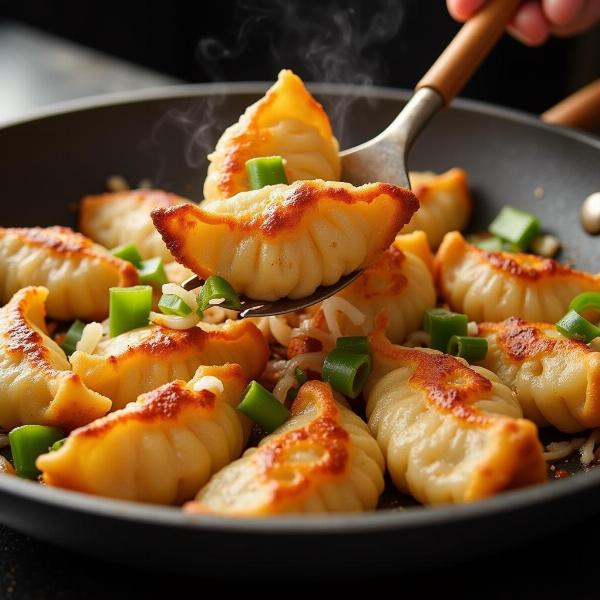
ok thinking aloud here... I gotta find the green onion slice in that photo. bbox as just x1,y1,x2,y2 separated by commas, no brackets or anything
60,320,86,357
423,308,468,352
158,293,193,316
245,156,288,190
470,235,505,252
295,368,307,385
237,381,290,433
138,257,168,287
556,309,600,343
447,335,488,361
9,425,65,479
50,438,67,452
198,275,241,311
569,292,600,320
109,285,153,337
322,349,372,399
335,336,370,356
111,243,143,268
488,206,540,250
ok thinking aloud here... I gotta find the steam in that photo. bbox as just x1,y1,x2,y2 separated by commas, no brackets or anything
197,0,406,146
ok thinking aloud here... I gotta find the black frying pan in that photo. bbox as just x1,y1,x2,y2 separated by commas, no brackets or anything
0,82,599,577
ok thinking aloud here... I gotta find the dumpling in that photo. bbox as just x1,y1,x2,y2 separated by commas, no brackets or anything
365,330,546,505
186,380,385,515
79,189,189,261
203,69,340,200
152,180,418,301
0,226,138,321
37,364,250,504
312,231,436,343
403,169,471,248
478,318,600,433
435,231,600,323
70,320,268,410
0,287,111,431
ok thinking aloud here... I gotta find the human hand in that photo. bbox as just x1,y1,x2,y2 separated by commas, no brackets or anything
447,0,600,45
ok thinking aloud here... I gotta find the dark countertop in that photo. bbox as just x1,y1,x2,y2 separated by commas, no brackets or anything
1,20,599,600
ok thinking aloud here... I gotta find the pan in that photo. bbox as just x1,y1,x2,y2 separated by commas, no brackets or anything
0,81,599,577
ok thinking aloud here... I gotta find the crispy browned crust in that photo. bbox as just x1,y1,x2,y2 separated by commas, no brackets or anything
478,317,589,362
210,71,335,199
287,335,323,359
4,287,80,383
153,179,418,243
72,380,216,439
100,322,268,377
437,231,600,285
0,226,138,286
185,380,351,513
368,330,494,426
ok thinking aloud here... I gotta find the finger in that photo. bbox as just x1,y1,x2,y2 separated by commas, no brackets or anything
548,0,600,36
447,0,487,22
543,0,588,27
508,1,551,46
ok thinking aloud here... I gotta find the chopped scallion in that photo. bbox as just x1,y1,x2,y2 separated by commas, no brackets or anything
9,425,65,479
198,275,241,311
294,367,307,385
111,243,143,268
322,349,372,399
50,438,67,452
237,381,290,433
245,156,288,190
423,308,468,352
336,336,370,356
471,235,504,252
109,285,153,337
488,206,540,250
556,309,600,343
447,335,488,361
569,292,600,319
138,257,168,287
158,293,193,316
60,320,86,357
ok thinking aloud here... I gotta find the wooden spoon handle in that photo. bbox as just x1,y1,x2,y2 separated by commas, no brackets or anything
417,0,521,105
541,79,600,130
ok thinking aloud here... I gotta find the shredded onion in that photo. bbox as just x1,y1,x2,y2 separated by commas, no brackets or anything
149,311,200,330
202,306,239,324
193,376,224,395
76,322,104,354
467,321,479,336
404,330,431,348
580,428,600,465
161,283,198,311
320,297,365,338
543,438,585,462
272,351,326,403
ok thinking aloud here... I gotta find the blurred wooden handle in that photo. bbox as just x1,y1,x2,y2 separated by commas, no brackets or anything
541,79,600,130
417,0,521,105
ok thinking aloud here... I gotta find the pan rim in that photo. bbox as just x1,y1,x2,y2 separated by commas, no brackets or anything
1,81,600,536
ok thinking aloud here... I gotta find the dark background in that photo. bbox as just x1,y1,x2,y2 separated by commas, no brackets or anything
1,0,599,115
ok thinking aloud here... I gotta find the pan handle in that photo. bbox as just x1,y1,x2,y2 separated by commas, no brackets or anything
541,79,600,131
416,0,521,105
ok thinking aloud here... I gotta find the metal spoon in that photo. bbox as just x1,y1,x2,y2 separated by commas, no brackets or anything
184,0,521,318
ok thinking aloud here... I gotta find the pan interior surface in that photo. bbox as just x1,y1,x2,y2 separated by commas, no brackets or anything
1,83,600,574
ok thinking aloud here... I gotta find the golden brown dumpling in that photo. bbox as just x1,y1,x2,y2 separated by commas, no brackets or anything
403,169,471,248
152,180,418,301
478,318,600,433
203,69,340,200
435,231,600,323
312,231,435,343
0,226,138,321
37,364,250,504
0,287,111,431
186,380,385,515
365,330,546,505
70,320,268,410
79,189,189,261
